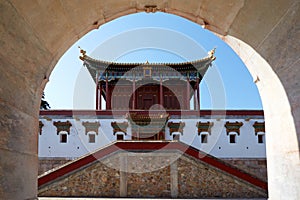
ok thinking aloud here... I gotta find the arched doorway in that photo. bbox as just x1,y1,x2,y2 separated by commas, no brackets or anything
0,1,299,199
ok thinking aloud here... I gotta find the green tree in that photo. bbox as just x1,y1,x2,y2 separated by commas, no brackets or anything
40,92,51,110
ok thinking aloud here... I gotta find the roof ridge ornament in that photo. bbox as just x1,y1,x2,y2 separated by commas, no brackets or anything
208,48,216,61
78,46,86,61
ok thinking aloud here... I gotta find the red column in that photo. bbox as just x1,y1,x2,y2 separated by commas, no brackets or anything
160,77,163,107
95,71,99,110
99,83,102,110
196,77,200,111
193,87,196,110
96,83,99,110
106,76,110,110
186,77,190,110
132,76,136,110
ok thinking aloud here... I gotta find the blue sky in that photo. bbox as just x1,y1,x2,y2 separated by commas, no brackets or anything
44,12,262,110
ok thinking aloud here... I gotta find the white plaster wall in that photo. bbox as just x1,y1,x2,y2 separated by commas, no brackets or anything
39,118,125,158
38,117,266,158
167,119,266,158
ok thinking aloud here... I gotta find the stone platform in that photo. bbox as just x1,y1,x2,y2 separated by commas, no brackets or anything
39,198,267,200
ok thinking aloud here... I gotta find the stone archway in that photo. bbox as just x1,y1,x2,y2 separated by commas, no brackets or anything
0,0,299,199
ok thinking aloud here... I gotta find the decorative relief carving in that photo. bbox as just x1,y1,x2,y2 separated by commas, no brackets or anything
127,112,169,122
253,121,265,135
196,121,214,135
111,122,128,135
82,121,100,135
168,122,185,135
39,121,44,135
144,5,158,13
143,66,152,77
53,121,72,135
224,121,243,135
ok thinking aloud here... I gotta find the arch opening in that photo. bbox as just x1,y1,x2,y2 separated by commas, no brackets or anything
43,11,299,199
0,1,299,199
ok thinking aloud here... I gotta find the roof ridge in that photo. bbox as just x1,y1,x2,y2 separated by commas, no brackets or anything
79,48,216,65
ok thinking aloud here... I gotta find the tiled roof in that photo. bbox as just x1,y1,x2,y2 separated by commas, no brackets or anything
79,48,216,66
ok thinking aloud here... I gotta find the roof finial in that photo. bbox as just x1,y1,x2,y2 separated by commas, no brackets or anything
208,48,216,60
78,46,86,61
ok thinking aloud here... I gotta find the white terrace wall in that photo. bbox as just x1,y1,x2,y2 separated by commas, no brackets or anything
39,111,265,159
